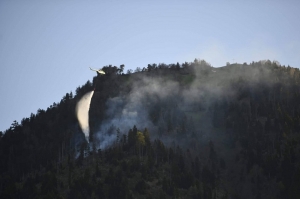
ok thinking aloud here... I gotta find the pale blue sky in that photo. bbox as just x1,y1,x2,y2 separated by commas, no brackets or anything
1,0,300,131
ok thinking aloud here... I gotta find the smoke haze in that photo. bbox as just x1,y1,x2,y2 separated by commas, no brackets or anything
93,60,280,149
76,91,94,142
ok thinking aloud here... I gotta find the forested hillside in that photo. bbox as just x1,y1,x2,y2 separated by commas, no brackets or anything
1,60,300,199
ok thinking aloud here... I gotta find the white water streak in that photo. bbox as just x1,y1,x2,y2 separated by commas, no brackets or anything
75,91,94,142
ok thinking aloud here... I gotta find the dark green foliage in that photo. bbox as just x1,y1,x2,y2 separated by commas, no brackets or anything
202,166,215,188
40,171,58,196
135,179,148,194
0,174,18,199
2,60,300,198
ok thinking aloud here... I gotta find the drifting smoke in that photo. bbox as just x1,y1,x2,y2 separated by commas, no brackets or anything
95,95,155,149
76,91,94,142
94,76,183,149
93,60,279,149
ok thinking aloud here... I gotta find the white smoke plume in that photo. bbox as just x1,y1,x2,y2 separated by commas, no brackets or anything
93,61,279,149
93,76,180,149
76,91,94,142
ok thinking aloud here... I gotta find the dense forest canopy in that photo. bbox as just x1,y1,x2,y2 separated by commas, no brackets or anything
1,59,300,198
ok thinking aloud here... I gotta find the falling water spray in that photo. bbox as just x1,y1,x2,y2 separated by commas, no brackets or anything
75,91,94,142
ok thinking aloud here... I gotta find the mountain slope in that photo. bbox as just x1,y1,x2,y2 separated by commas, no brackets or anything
1,60,300,198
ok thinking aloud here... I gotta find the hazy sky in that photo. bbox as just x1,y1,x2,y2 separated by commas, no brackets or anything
1,0,299,131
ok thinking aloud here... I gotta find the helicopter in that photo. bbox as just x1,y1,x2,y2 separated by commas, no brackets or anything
89,67,105,75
